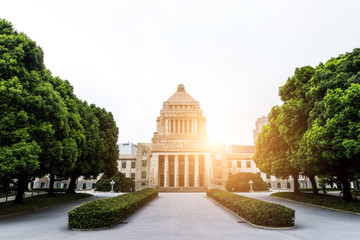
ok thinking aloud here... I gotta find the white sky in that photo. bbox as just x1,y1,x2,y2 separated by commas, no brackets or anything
1,0,360,145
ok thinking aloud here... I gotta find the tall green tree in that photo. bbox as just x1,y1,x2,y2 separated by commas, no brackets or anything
31,73,78,197
44,76,85,196
277,66,318,194
300,84,360,200
67,101,103,193
253,106,300,193
299,48,360,200
0,19,73,202
91,105,119,177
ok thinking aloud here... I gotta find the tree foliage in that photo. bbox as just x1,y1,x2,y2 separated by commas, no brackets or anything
253,106,301,193
96,172,135,192
91,105,119,177
0,19,119,202
254,48,360,200
225,172,267,192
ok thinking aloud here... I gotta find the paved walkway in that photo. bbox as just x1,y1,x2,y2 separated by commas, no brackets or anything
0,192,359,240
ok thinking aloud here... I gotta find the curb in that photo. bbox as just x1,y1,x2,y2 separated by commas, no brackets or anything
0,194,93,220
271,195,360,216
206,196,296,230
70,224,116,231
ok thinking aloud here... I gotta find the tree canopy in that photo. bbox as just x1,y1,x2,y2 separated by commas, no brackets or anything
0,19,119,202
254,48,360,200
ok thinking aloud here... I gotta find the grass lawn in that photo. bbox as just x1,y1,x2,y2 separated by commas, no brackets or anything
0,193,92,217
272,192,360,214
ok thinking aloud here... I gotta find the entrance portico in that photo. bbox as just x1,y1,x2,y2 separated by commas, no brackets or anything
158,154,206,188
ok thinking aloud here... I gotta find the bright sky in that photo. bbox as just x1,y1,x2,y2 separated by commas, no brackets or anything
1,1,359,145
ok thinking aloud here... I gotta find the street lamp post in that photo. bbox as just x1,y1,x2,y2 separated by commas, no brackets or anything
110,180,115,193
249,180,254,192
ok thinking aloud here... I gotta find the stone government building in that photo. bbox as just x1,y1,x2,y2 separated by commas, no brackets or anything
32,84,312,191
134,84,226,191
118,84,306,191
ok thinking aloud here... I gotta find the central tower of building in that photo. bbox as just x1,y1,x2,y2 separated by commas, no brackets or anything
135,84,226,191
152,83,207,144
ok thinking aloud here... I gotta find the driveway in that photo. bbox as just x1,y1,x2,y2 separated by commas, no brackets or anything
0,192,359,240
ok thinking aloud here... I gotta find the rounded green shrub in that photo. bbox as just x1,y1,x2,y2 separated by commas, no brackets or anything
225,172,267,192
95,172,135,192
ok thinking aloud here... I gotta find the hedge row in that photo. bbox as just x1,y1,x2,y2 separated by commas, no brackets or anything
207,189,295,227
68,188,158,229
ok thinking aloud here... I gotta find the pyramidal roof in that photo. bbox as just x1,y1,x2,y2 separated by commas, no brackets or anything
165,84,197,104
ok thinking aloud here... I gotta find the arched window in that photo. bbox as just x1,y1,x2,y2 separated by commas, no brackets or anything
277,182,281,188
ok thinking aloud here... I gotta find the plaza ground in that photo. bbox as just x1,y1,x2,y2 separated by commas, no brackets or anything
0,192,359,240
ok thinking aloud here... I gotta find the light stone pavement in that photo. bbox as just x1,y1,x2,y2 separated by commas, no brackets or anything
0,192,359,240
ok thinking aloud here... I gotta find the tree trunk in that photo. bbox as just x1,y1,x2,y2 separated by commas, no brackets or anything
14,177,25,204
340,174,353,201
309,174,318,195
66,175,77,194
293,174,300,194
48,174,55,197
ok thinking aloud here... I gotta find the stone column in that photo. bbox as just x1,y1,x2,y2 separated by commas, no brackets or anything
204,154,212,186
185,155,189,187
178,119,180,133
172,120,175,133
195,155,199,187
164,155,169,187
195,119,198,134
165,119,169,133
150,154,159,187
174,155,179,187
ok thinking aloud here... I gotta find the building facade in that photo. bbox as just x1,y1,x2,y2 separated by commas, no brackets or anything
253,116,268,144
121,84,305,191
118,153,137,180
31,85,311,192
133,84,227,191
119,142,137,154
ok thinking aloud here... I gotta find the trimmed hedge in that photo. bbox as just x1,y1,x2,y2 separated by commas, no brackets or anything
207,189,295,227
272,192,360,213
68,188,158,229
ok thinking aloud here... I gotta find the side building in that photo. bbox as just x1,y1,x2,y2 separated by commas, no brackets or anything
226,145,295,190
118,142,137,180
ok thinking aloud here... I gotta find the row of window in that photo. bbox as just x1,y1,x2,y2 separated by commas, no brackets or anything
121,160,147,169
227,160,252,168
123,173,141,180
167,105,196,110
122,160,253,169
